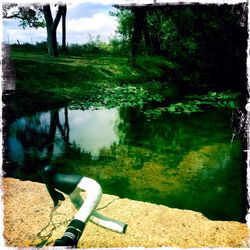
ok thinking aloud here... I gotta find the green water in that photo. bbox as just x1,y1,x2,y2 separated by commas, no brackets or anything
5,106,246,222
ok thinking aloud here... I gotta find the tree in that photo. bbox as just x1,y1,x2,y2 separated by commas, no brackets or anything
112,6,151,64
3,3,67,57
3,3,45,28
109,8,134,55
43,4,66,56
130,7,151,63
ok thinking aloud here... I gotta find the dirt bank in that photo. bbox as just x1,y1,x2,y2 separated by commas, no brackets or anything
2,177,249,248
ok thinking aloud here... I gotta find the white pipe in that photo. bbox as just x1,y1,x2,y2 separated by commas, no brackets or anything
69,179,127,234
73,177,102,222
90,210,127,234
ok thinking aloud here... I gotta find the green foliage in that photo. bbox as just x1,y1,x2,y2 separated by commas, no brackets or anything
63,36,109,56
113,4,247,90
109,35,130,55
110,9,133,42
144,91,241,117
69,84,163,110
3,3,45,28
64,35,131,56
166,102,203,114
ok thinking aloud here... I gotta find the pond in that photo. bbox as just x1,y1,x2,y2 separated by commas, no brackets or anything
4,105,247,222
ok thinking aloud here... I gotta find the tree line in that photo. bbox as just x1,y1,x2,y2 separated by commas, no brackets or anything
111,3,247,90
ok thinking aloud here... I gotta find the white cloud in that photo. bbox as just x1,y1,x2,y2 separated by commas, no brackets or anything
63,0,130,6
62,13,117,33
2,3,118,44
3,26,47,44
55,12,118,44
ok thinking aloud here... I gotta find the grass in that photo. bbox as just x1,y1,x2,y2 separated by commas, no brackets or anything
11,48,175,90
6,47,179,117
12,47,181,83
5,47,242,118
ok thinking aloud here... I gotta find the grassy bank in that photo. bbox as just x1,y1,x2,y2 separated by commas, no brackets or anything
4,47,179,116
11,48,178,92
4,47,243,119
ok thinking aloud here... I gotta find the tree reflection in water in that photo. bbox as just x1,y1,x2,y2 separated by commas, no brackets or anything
5,107,70,182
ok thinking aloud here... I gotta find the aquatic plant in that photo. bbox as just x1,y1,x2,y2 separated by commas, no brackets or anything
144,91,241,118
69,84,163,110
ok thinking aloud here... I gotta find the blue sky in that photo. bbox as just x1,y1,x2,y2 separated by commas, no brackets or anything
3,0,239,44
2,1,120,45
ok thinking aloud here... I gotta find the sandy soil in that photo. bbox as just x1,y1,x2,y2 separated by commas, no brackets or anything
2,177,249,248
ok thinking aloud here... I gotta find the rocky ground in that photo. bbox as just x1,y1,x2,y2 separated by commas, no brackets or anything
2,177,249,248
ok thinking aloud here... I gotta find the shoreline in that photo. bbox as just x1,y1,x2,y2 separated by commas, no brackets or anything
2,177,249,248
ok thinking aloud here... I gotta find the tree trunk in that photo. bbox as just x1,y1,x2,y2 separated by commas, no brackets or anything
64,107,70,143
43,5,56,56
61,5,67,51
151,35,161,55
131,10,141,64
130,7,151,65
47,110,57,160
141,10,151,54
43,4,65,57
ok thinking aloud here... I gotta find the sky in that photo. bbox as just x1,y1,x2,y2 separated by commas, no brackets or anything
2,1,122,45
1,0,244,45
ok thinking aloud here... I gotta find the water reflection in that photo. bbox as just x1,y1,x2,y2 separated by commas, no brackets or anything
60,108,119,159
7,112,52,178
4,106,246,222
7,108,119,168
